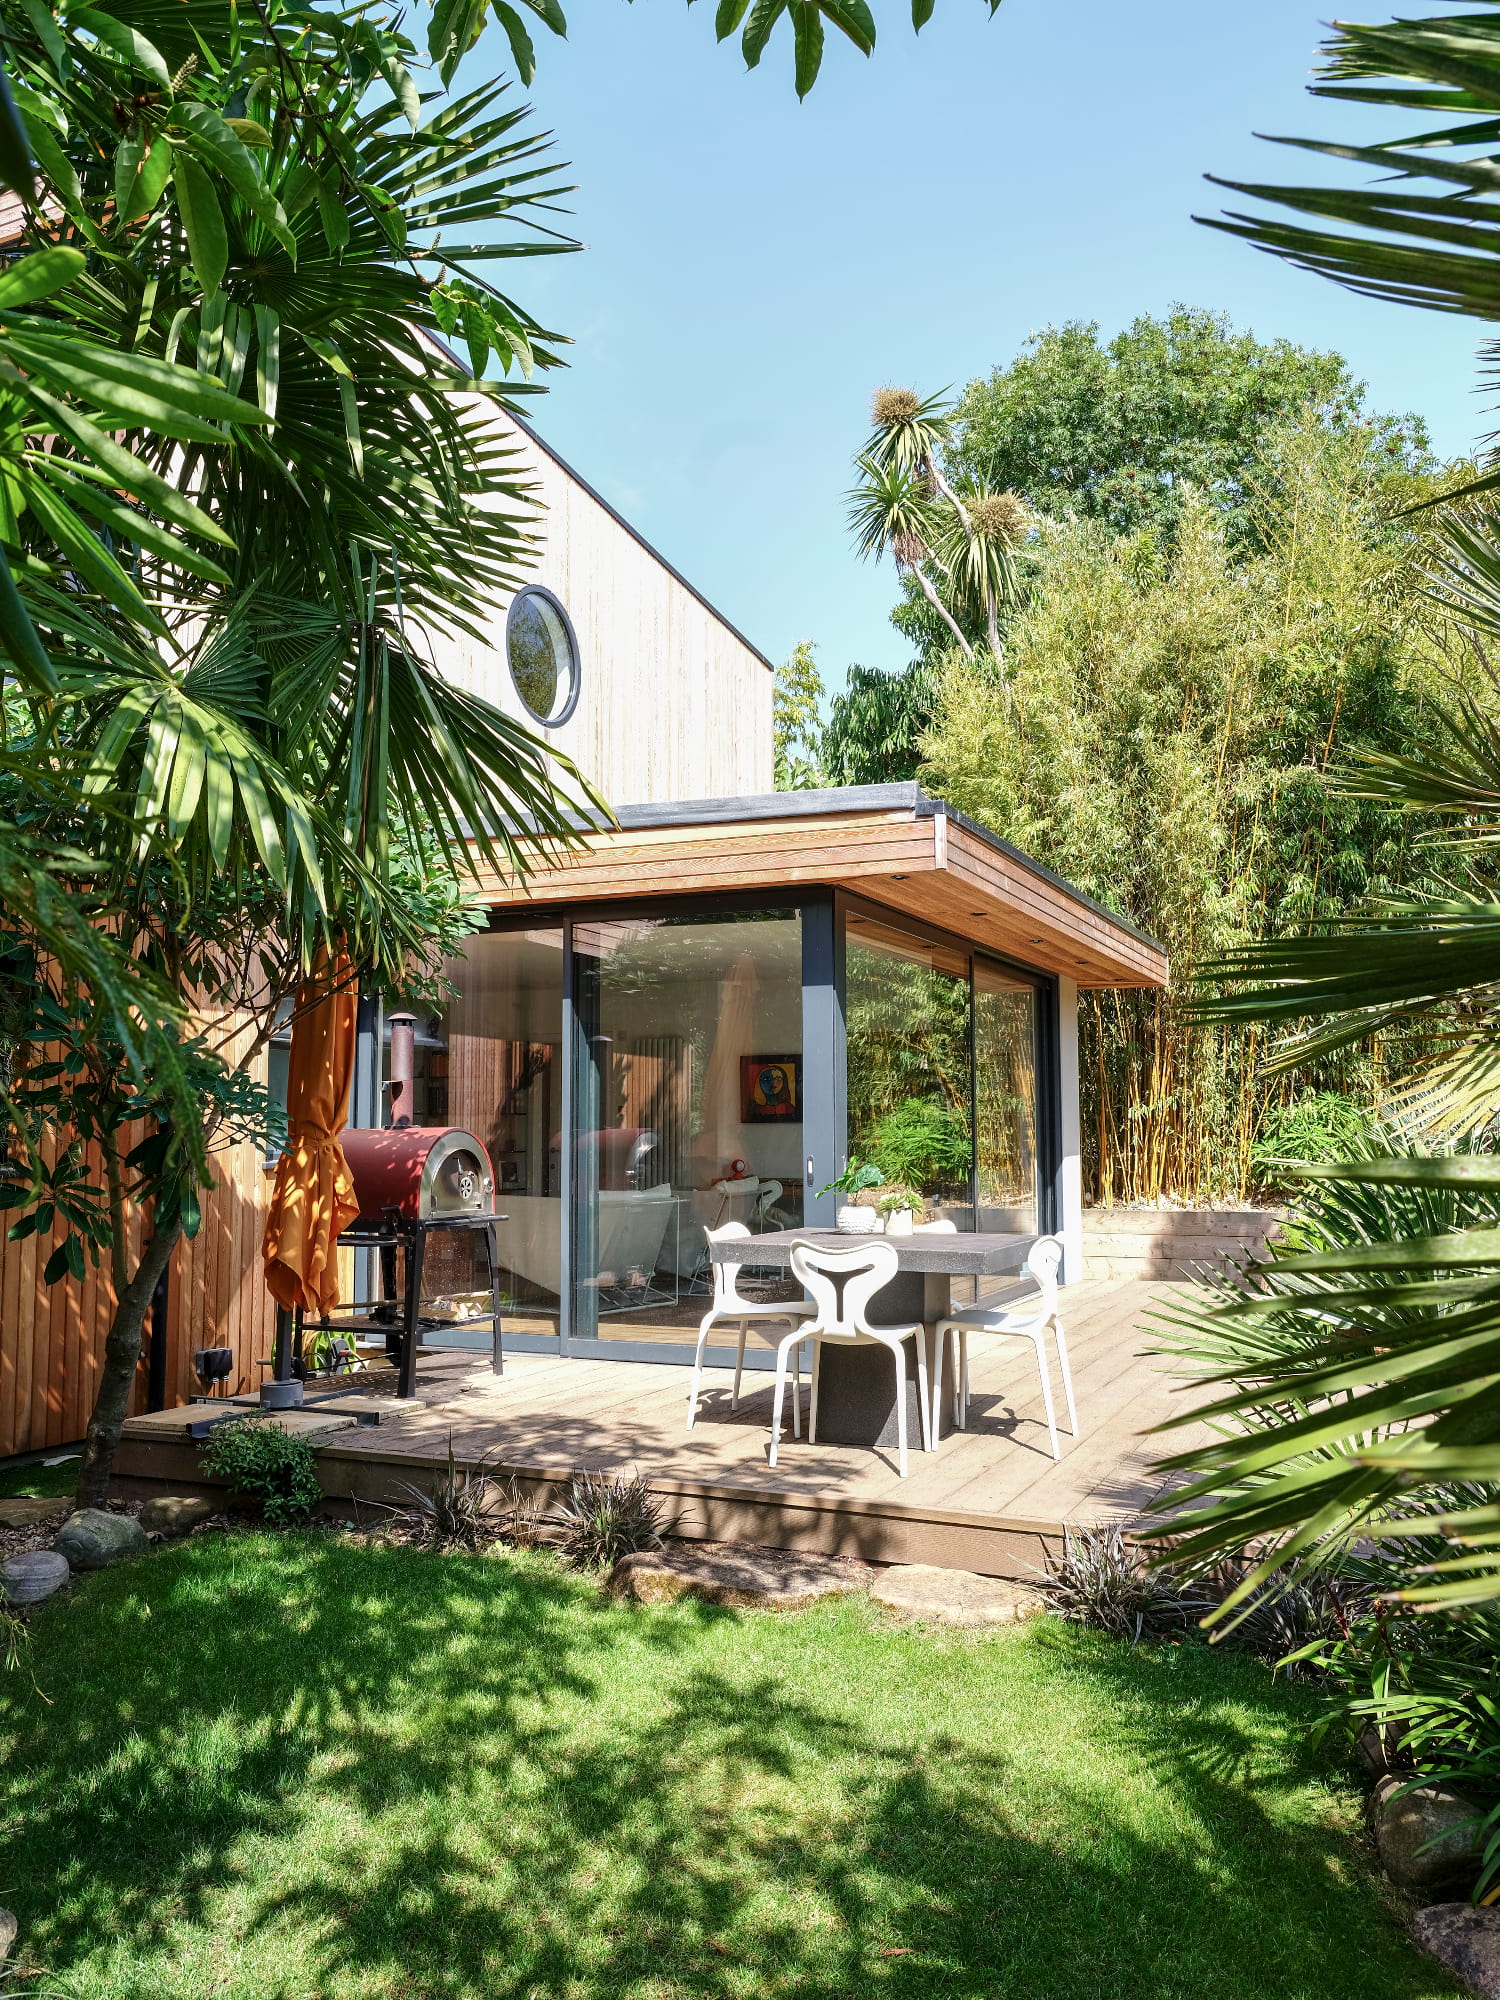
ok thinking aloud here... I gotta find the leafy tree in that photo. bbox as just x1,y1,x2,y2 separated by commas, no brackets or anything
821,662,936,786
772,640,826,789
948,309,1411,542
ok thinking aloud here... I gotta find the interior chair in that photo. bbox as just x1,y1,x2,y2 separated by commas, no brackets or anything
933,1236,1076,1461
686,1222,815,1434
774,1237,930,1478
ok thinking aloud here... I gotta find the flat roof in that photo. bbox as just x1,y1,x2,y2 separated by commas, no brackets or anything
474,784,1168,990
610,784,1165,959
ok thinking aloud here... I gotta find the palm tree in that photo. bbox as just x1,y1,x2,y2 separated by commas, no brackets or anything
846,454,974,658
0,0,613,1503
935,484,1029,660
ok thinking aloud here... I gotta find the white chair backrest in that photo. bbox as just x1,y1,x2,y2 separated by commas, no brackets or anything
705,1220,753,1308
914,1218,958,1234
789,1236,899,1339
1025,1235,1064,1309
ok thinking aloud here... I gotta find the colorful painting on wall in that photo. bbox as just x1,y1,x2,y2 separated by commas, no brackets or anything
741,1055,801,1123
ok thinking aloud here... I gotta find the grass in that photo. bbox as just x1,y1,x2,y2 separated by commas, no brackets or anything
0,1457,78,1500
0,1531,1461,2000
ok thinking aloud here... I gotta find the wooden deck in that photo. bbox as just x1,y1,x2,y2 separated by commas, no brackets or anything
114,1278,1204,1577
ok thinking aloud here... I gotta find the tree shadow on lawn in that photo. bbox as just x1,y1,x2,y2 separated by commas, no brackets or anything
0,1537,1457,2000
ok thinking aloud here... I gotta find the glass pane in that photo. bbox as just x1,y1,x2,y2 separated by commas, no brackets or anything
845,912,974,1226
571,908,805,1347
507,592,576,723
975,961,1039,1236
423,928,566,1345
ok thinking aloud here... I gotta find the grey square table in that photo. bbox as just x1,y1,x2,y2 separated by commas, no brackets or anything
708,1228,1037,1450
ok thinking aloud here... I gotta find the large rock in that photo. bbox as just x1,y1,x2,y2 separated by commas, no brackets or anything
2,1551,70,1605
54,1508,147,1572
139,1495,216,1539
0,1908,15,1963
0,1496,68,1530
608,1543,872,1610
870,1563,1042,1627
1373,1777,1486,1889
1415,1905,1500,1999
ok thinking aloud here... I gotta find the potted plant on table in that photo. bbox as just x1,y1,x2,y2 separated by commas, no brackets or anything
817,1161,885,1233
877,1188,924,1237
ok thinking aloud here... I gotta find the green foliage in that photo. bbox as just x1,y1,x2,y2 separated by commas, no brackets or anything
867,1095,970,1190
921,415,1461,1202
948,310,1413,544
1251,1092,1378,1186
821,662,935,785
199,1416,323,1527
772,639,826,789
1143,1139,1500,1611
545,1470,665,1569
816,1158,883,1198
1295,1565,1500,1896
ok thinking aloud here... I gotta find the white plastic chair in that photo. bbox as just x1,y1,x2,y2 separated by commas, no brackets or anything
686,1222,814,1434
772,1237,929,1478
934,1236,1075,1459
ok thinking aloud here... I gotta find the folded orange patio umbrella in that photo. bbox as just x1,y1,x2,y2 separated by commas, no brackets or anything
262,951,361,1317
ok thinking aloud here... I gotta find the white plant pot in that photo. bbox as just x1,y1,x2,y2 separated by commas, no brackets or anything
836,1205,880,1234
884,1208,915,1237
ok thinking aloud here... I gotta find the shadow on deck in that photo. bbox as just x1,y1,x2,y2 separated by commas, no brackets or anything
115,1278,1205,1578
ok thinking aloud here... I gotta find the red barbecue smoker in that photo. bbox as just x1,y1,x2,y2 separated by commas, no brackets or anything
290,1012,507,1399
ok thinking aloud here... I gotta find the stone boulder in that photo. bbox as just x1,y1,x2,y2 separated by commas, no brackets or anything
1415,1905,1500,1999
54,1508,147,1572
608,1543,872,1610
0,1496,68,1530
139,1495,216,1539
870,1563,1042,1627
1372,1777,1486,1889
0,1908,15,1964
2,1551,70,1605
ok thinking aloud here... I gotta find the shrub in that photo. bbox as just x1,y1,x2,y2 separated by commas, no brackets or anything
1037,1524,1212,1643
1250,1092,1378,1193
393,1439,497,1551
546,1471,665,1570
199,1415,324,1527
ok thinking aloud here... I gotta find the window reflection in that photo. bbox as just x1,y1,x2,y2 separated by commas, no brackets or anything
845,914,975,1225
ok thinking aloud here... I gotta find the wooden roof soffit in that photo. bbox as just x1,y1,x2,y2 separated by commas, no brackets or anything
467,801,1168,990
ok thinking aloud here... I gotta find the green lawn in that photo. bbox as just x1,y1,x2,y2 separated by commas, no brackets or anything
0,1532,1458,2000
0,1456,78,1499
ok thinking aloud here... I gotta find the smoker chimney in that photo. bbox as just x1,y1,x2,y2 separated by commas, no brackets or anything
388,1011,417,1128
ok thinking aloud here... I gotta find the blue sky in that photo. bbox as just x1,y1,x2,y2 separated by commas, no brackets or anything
472,0,1484,688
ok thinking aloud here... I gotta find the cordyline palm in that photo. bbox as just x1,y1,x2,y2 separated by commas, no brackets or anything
935,483,1028,659
847,453,974,658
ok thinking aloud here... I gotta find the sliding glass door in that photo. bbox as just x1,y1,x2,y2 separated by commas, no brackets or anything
568,907,805,1352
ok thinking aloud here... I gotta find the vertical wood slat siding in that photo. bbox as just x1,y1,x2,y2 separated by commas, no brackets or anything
0,1025,276,1460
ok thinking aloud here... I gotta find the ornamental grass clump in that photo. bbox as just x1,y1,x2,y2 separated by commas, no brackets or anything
199,1416,323,1528
547,1471,666,1571
1037,1524,1211,1644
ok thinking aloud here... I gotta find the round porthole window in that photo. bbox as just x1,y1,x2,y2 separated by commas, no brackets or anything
506,587,580,727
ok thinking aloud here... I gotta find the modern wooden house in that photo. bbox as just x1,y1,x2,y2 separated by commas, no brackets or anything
0,413,1166,1461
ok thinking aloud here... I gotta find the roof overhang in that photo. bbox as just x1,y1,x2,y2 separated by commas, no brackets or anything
470,785,1167,990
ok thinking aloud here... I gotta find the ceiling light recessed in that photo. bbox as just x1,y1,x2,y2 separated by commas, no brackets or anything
891,873,907,880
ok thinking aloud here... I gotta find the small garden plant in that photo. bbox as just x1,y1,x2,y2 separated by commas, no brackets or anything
546,1471,665,1570
199,1416,323,1528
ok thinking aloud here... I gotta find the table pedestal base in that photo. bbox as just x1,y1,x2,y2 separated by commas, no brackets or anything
811,1270,954,1449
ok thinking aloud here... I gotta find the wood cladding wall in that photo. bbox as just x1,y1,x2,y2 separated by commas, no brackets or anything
0,1023,276,1460
470,807,1169,991
428,414,773,808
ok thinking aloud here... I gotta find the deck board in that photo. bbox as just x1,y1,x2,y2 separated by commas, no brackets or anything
116,1279,1207,1574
